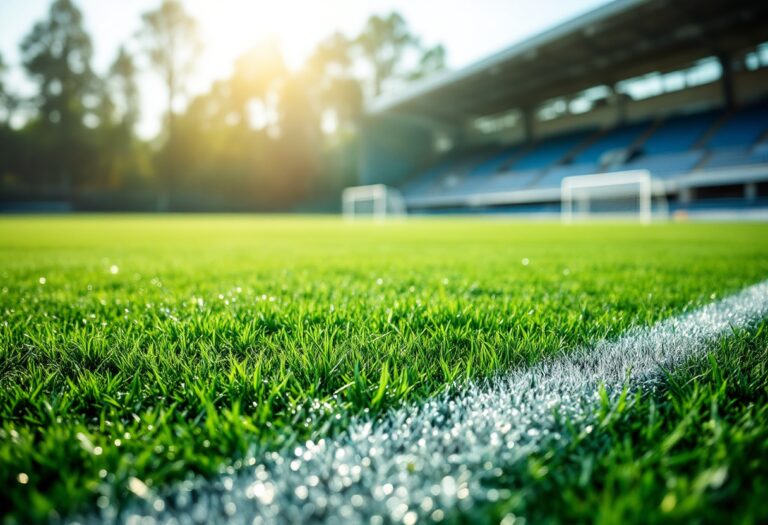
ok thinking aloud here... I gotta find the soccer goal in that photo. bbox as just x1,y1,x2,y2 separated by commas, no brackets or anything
342,184,407,220
561,170,667,224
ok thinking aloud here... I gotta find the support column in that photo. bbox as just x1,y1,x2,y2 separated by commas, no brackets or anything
679,187,693,205
718,54,735,110
611,84,627,125
521,107,535,145
745,182,757,201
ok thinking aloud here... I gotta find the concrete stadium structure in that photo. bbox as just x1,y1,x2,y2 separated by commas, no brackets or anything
359,0,768,217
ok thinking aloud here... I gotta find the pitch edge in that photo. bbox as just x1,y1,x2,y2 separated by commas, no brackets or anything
78,280,768,525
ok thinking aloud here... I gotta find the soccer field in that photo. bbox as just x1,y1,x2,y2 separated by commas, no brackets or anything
2,216,768,524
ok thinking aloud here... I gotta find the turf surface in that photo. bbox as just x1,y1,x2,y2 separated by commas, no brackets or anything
481,321,768,525
1,216,768,523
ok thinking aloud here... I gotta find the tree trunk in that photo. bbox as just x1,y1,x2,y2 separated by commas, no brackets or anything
159,70,176,212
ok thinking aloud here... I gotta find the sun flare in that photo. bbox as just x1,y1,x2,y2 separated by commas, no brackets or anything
192,0,350,77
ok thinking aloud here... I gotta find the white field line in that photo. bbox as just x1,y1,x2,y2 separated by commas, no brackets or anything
80,280,768,525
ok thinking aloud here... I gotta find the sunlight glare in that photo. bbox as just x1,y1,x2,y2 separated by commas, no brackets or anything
191,0,348,77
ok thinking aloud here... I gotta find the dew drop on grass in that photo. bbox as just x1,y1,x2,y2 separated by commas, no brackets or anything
222,477,234,491
500,514,519,525
128,477,150,498
295,485,308,500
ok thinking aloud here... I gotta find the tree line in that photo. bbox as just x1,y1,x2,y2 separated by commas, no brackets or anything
0,0,445,211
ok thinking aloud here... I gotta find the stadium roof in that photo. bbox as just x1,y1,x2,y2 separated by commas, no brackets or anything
366,0,768,124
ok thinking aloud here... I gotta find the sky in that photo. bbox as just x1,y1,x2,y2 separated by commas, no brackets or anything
0,0,610,137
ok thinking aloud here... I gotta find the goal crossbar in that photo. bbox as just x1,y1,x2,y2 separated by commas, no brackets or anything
342,184,406,220
561,170,664,224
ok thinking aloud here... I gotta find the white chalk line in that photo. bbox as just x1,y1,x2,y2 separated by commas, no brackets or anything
77,280,768,525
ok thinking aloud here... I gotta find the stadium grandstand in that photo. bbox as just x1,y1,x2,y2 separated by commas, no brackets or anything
358,0,768,218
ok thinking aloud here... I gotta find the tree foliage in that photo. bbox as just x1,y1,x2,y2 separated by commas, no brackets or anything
137,0,201,117
230,40,286,127
20,0,97,129
1,3,446,211
0,52,23,127
109,46,141,135
356,13,416,96
18,0,100,190
0,52,6,112
138,0,201,207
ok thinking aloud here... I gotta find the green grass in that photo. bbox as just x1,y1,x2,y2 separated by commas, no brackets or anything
479,321,768,525
1,216,768,523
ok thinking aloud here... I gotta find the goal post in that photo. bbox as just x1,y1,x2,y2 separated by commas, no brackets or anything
342,184,407,220
561,170,667,224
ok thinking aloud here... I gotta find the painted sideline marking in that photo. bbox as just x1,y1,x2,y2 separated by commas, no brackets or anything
79,280,768,525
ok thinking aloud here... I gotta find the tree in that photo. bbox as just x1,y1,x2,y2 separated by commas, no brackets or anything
230,40,285,128
274,72,322,204
109,46,140,134
306,33,363,132
355,13,418,97
21,0,96,127
138,0,201,208
0,52,5,100
0,54,28,132
20,0,98,191
408,44,447,81
306,32,355,80
92,46,148,190
0,52,7,124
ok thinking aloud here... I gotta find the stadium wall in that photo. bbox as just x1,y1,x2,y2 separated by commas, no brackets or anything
358,114,442,186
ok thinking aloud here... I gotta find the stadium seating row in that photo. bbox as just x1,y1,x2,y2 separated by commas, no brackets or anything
402,99,768,204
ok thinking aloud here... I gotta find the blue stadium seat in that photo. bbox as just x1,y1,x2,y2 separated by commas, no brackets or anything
705,100,768,148
572,122,650,164
751,142,768,163
642,111,719,155
401,147,502,198
624,150,706,178
474,170,542,193
531,163,598,189
467,146,522,176
510,130,592,170
703,147,754,169
400,103,768,207
400,160,454,197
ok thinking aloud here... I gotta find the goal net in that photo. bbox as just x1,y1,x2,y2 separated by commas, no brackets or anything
342,184,407,220
561,170,667,224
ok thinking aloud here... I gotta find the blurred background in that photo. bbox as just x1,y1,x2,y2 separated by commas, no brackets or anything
1,0,767,216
